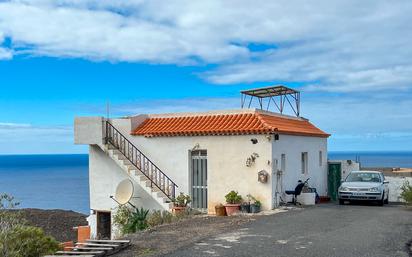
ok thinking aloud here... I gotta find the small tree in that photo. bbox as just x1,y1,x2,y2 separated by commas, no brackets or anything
0,193,60,257
400,181,412,205
0,194,25,257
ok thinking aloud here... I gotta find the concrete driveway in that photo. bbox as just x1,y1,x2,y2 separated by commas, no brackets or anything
165,204,412,257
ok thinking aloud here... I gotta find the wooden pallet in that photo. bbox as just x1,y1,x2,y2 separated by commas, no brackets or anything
51,239,130,257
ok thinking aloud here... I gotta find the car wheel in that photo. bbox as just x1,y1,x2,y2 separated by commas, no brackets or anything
378,194,384,206
384,194,389,204
339,199,344,205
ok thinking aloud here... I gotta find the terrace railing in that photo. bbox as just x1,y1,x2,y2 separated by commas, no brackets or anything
105,121,177,201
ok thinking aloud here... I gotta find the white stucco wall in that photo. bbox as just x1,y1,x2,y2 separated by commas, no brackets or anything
76,116,328,216
386,176,412,202
88,144,164,238
271,135,328,205
123,133,273,213
74,117,104,145
333,160,361,180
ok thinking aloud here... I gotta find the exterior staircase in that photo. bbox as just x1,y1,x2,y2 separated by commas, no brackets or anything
101,121,178,210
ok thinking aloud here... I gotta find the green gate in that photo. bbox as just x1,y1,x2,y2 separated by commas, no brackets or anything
328,163,342,201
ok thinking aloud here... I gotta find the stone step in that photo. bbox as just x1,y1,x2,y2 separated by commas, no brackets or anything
103,143,173,210
122,160,133,166
115,154,127,160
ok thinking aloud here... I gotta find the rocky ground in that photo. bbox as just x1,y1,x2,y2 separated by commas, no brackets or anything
18,208,88,242
115,214,259,257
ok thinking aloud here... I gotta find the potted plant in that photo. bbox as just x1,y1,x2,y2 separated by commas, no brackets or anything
224,191,242,216
240,202,251,213
250,200,261,213
215,203,226,216
172,192,191,215
247,194,261,213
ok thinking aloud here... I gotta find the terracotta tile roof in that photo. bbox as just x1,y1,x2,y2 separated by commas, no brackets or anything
131,111,330,138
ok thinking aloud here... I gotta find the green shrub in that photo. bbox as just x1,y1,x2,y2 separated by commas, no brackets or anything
147,210,174,227
0,193,60,257
400,181,412,205
113,205,150,235
124,207,149,233
161,210,174,223
172,193,191,207
113,205,132,233
225,191,242,204
7,226,60,257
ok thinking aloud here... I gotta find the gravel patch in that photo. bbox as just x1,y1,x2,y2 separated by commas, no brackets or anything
114,214,258,257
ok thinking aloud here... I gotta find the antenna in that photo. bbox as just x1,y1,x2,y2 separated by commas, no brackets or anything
106,100,110,119
110,179,137,208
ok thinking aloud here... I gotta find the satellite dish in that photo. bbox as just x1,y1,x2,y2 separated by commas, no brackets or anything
114,179,134,205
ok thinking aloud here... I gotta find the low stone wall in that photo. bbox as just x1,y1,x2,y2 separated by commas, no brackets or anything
386,176,412,202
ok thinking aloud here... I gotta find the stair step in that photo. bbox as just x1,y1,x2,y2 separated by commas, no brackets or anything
122,160,133,166
115,154,127,160
151,187,161,192
107,144,117,150
102,133,175,210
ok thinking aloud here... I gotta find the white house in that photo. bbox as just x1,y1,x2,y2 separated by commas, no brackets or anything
74,87,330,239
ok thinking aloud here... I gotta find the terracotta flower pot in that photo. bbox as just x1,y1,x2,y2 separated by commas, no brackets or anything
172,206,186,215
215,205,227,216
224,204,240,216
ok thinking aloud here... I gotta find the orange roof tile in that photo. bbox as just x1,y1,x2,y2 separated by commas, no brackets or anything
131,111,330,138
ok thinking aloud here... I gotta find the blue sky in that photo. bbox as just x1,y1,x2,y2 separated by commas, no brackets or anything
1,1,412,154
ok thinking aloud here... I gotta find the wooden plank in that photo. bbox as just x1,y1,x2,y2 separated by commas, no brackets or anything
55,251,104,255
86,239,130,244
76,243,118,247
66,247,113,251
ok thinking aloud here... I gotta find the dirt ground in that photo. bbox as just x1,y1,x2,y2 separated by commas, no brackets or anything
19,208,88,242
115,214,257,257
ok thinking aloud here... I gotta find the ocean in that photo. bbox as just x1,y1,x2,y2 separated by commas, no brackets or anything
0,154,89,214
0,152,411,214
328,151,412,168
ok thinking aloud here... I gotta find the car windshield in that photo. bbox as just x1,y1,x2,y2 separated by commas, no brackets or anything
346,173,381,183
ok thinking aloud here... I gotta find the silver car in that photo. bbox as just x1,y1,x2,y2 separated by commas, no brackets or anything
338,171,389,206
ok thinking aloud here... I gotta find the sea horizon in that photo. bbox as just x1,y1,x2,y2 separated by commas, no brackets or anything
1,151,411,214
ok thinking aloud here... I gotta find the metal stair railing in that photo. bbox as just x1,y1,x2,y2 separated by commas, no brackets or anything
105,121,177,201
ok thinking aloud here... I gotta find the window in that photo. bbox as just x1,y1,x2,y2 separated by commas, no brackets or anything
319,151,323,166
301,152,308,174
281,154,286,173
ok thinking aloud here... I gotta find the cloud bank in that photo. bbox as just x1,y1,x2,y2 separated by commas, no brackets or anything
1,0,412,92
0,122,84,154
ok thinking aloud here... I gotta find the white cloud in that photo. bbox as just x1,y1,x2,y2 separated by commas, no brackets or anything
0,123,72,142
106,95,412,136
1,1,412,92
0,122,31,128
0,47,12,59
0,123,84,154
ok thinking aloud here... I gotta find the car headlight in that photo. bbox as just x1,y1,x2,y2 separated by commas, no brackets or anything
369,187,379,192
339,187,349,192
